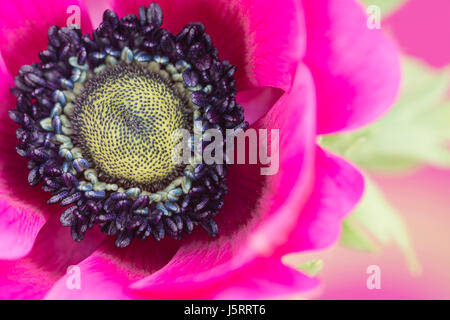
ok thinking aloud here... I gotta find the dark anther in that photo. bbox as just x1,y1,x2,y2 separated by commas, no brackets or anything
147,3,163,29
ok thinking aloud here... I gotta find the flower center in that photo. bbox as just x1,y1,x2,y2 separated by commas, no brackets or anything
73,64,192,189
9,3,248,247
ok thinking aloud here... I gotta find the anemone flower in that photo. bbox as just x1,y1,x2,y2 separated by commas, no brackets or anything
0,0,399,299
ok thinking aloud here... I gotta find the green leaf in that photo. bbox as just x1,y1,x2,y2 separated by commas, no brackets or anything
360,0,408,17
320,57,450,173
340,219,379,252
297,260,324,277
341,176,421,275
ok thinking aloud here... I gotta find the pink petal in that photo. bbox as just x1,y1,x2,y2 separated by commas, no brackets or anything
84,0,110,29
110,0,306,91
236,87,283,125
45,238,180,299
27,212,106,272
0,213,105,299
0,198,46,260
128,63,317,299
0,258,56,299
133,257,318,300
0,0,93,76
209,259,318,300
44,251,134,300
302,0,400,134
280,147,364,254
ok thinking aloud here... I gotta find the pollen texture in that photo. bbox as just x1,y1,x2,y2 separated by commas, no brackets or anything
74,64,191,187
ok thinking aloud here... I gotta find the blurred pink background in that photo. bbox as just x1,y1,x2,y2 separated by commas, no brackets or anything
298,0,450,299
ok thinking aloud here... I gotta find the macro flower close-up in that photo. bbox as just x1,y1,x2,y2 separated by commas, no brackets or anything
5,0,446,302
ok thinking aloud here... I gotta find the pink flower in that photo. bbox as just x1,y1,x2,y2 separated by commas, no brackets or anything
0,0,399,299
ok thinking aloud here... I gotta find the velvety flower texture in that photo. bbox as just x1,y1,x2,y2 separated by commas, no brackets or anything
0,0,399,299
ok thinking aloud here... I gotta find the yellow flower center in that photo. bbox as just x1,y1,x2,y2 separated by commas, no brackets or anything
74,64,191,188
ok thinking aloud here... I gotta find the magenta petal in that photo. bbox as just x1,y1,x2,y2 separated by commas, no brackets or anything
210,259,318,300
44,238,180,299
280,147,364,254
131,257,318,299
26,212,106,272
44,251,135,300
0,258,56,299
303,0,400,134
110,0,306,91
0,213,105,299
0,0,93,76
236,87,283,125
0,198,46,260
